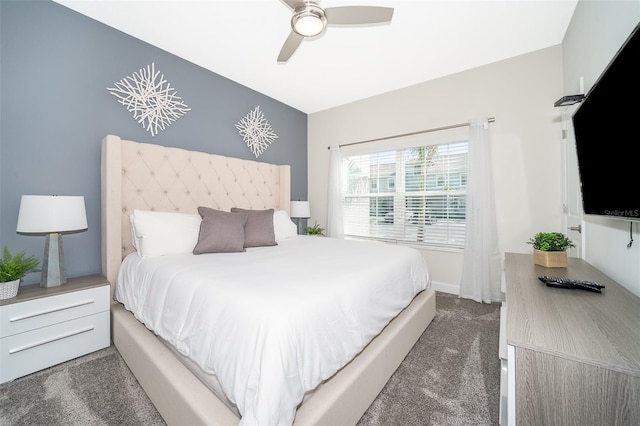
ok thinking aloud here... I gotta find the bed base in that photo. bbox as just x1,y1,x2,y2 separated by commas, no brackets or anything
112,289,435,425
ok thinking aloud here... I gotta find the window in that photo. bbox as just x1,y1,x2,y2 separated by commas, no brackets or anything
342,141,468,248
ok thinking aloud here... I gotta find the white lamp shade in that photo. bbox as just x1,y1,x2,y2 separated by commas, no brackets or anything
16,195,88,233
290,201,311,219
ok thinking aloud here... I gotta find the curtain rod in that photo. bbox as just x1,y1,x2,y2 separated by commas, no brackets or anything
327,117,495,150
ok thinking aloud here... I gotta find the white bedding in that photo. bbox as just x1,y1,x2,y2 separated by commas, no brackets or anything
115,236,429,426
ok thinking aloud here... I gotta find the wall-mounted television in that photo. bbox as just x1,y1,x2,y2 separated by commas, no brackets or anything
572,22,640,222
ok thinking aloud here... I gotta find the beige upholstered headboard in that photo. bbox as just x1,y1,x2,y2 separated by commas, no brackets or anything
101,134,291,297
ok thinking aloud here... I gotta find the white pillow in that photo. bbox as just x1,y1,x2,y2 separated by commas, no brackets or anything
273,210,298,241
130,209,202,257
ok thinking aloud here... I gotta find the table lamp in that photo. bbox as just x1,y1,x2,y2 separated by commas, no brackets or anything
16,195,88,287
290,200,310,235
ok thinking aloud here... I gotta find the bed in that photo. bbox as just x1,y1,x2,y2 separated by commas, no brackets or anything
101,134,437,425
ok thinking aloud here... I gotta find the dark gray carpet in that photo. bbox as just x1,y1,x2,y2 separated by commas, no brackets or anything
0,292,500,425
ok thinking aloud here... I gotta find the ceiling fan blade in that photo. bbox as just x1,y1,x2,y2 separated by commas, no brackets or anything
278,31,305,63
282,0,306,11
325,6,394,25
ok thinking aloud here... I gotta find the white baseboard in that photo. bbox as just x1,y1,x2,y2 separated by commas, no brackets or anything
430,281,459,295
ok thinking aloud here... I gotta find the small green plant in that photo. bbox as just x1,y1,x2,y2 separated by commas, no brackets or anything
527,232,575,252
0,246,40,283
305,221,325,236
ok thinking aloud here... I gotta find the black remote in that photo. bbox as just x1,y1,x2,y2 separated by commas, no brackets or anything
538,275,605,292
544,280,602,293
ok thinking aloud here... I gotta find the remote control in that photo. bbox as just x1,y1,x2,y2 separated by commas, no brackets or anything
538,275,605,293
543,280,602,293
539,276,605,288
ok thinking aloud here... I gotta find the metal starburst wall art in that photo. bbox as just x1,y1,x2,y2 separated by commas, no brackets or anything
108,63,190,136
235,106,278,158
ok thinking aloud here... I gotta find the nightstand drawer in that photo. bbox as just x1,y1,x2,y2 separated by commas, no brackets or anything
0,310,110,383
0,285,109,338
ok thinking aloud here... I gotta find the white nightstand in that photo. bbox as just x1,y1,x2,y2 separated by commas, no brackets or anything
0,275,110,384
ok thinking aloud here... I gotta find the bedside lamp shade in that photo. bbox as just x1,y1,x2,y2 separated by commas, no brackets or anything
17,195,88,233
17,195,88,287
290,201,310,219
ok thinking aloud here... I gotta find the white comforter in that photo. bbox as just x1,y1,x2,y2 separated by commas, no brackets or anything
115,236,429,426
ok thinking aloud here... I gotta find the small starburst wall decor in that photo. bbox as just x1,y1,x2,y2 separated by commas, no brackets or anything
235,106,278,158
108,63,190,136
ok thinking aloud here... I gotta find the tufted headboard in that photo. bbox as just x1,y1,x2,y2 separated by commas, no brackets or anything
101,134,291,297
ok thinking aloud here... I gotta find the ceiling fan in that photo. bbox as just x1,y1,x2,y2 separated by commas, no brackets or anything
277,0,394,63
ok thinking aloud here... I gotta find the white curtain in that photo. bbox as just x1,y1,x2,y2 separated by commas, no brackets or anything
459,118,502,303
327,144,344,238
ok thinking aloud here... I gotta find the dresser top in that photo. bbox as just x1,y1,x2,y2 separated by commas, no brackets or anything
0,274,109,307
505,252,640,376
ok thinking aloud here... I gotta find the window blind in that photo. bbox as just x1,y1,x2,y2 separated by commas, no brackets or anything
342,141,468,248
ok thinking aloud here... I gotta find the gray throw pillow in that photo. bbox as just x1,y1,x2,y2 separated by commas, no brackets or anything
193,207,248,254
230,208,277,248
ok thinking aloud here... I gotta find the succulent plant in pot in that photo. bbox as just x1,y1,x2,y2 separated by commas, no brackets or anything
0,245,40,299
527,232,575,268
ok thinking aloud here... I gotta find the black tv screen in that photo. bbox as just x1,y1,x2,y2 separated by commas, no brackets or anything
572,22,640,221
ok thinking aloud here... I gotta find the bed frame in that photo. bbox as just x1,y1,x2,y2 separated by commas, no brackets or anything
101,134,436,425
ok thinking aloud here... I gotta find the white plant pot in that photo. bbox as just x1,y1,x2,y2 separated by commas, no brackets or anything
0,279,20,300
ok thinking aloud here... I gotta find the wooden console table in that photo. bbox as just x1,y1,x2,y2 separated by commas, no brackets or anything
503,252,640,425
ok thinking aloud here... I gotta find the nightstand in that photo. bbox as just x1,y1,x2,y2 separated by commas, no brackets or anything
0,274,110,384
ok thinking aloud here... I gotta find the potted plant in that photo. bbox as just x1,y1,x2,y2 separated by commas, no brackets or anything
0,245,40,299
305,221,325,236
527,232,575,268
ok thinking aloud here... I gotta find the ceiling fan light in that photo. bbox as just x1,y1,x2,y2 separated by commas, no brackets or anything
292,5,326,37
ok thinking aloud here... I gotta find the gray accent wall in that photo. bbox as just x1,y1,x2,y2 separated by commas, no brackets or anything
1,1,308,285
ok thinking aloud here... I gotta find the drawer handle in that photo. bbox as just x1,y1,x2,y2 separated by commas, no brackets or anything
8,326,94,354
9,300,95,322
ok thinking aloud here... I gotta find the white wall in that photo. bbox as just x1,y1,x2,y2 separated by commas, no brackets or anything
308,46,564,293
562,0,640,296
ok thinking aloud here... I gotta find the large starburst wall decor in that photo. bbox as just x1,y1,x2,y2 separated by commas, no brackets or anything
108,63,190,136
235,106,278,158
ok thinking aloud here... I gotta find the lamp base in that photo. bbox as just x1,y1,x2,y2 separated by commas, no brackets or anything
40,233,67,288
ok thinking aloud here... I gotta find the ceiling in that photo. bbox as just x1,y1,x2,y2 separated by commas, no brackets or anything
52,0,578,114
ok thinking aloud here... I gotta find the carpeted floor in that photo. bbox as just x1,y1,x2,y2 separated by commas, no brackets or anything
0,292,501,425
357,292,501,426
0,345,164,426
